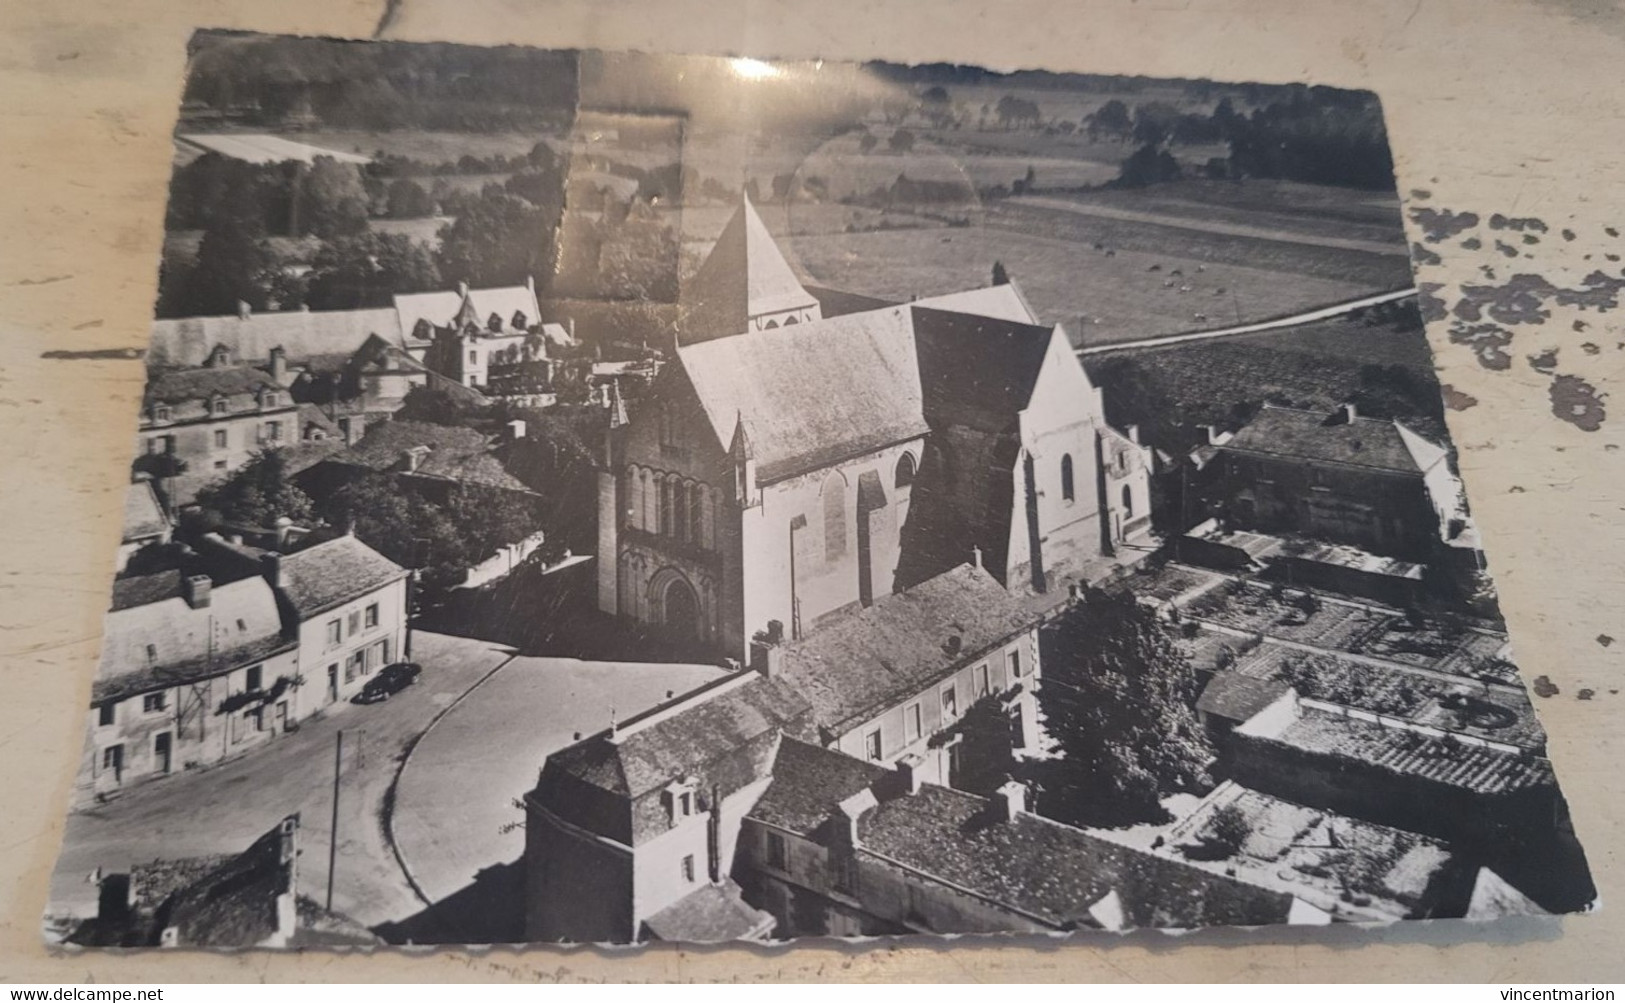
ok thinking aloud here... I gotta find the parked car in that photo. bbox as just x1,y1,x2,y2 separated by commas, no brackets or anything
354,662,423,704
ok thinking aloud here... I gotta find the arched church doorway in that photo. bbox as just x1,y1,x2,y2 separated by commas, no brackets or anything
662,577,702,641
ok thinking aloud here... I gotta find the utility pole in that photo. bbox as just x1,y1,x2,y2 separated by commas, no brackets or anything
326,729,343,912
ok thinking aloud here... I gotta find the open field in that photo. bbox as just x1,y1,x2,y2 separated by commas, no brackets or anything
785,224,1378,344
287,129,556,163
1066,178,1405,244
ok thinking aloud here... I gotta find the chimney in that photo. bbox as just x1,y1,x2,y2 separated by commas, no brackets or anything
1126,424,1140,444
261,552,283,589
506,418,527,441
401,445,429,473
274,515,295,550
993,780,1027,822
181,574,212,609
1203,424,1220,446
971,544,983,570
268,345,287,383
568,317,577,341
526,273,536,295
750,621,786,678
457,280,470,299
1339,402,1358,424
895,755,926,796
236,300,252,321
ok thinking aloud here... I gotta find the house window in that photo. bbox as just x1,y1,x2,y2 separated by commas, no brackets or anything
941,684,958,721
905,701,922,742
469,350,478,365
831,854,858,895
246,665,262,692
153,405,171,422
681,855,696,884
350,650,368,678
822,474,846,561
326,620,342,648
102,745,123,774
975,663,991,698
146,437,160,455
365,604,379,629
1061,454,1076,502
265,420,282,442
1008,649,1023,679
213,460,227,470
865,729,883,761
98,704,114,727
212,400,229,415
679,790,693,816
142,693,166,714
348,611,362,636
766,831,788,871
895,452,916,489
1122,484,1134,518
247,707,265,733
214,429,228,449
145,644,157,664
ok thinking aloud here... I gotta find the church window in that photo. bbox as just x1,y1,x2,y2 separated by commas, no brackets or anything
763,318,779,330
690,484,706,548
784,315,799,326
675,482,690,544
1061,454,1076,502
1122,484,1134,518
895,452,916,489
822,475,846,561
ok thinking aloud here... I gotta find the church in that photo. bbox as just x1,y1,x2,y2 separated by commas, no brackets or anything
595,197,1153,662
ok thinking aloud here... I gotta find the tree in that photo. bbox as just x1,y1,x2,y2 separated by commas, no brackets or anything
320,472,468,586
991,260,1010,286
304,232,442,310
994,95,1041,129
175,210,279,316
887,128,917,154
1088,99,1133,141
194,450,316,527
385,177,435,219
1113,143,1183,189
1023,588,1212,826
435,186,559,288
293,156,370,240
449,482,545,561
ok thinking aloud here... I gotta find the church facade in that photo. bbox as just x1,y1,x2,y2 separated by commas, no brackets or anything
596,198,1152,662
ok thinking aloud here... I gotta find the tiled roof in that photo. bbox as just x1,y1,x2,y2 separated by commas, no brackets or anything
750,737,890,835
148,308,401,369
332,419,529,492
680,196,820,342
157,817,292,947
143,365,280,406
122,481,170,542
679,305,927,484
773,564,1038,734
856,782,1296,930
640,881,774,943
1196,672,1291,723
277,534,408,619
1222,405,1446,475
1258,707,1554,795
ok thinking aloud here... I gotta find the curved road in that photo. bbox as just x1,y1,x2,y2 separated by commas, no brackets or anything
1078,287,1419,355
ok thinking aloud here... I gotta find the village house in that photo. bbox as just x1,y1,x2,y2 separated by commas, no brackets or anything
596,197,1151,663
117,479,173,572
522,675,1323,943
751,561,1043,788
1206,404,1481,567
67,814,377,948
78,531,410,803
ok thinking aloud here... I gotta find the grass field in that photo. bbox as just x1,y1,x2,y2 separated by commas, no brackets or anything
783,224,1380,344
291,130,555,163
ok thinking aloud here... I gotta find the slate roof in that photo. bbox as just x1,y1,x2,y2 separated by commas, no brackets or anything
1196,672,1292,723
143,365,280,406
640,881,775,943
1222,405,1447,475
679,305,928,484
331,419,530,492
802,284,898,319
276,534,409,619
156,817,295,947
749,737,891,835
122,481,170,542
1253,707,1554,795
680,196,821,343
535,674,814,846
856,782,1297,930
911,306,1056,433
148,308,402,369
394,284,540,348
772,563,1039,735
913,281,1039,325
